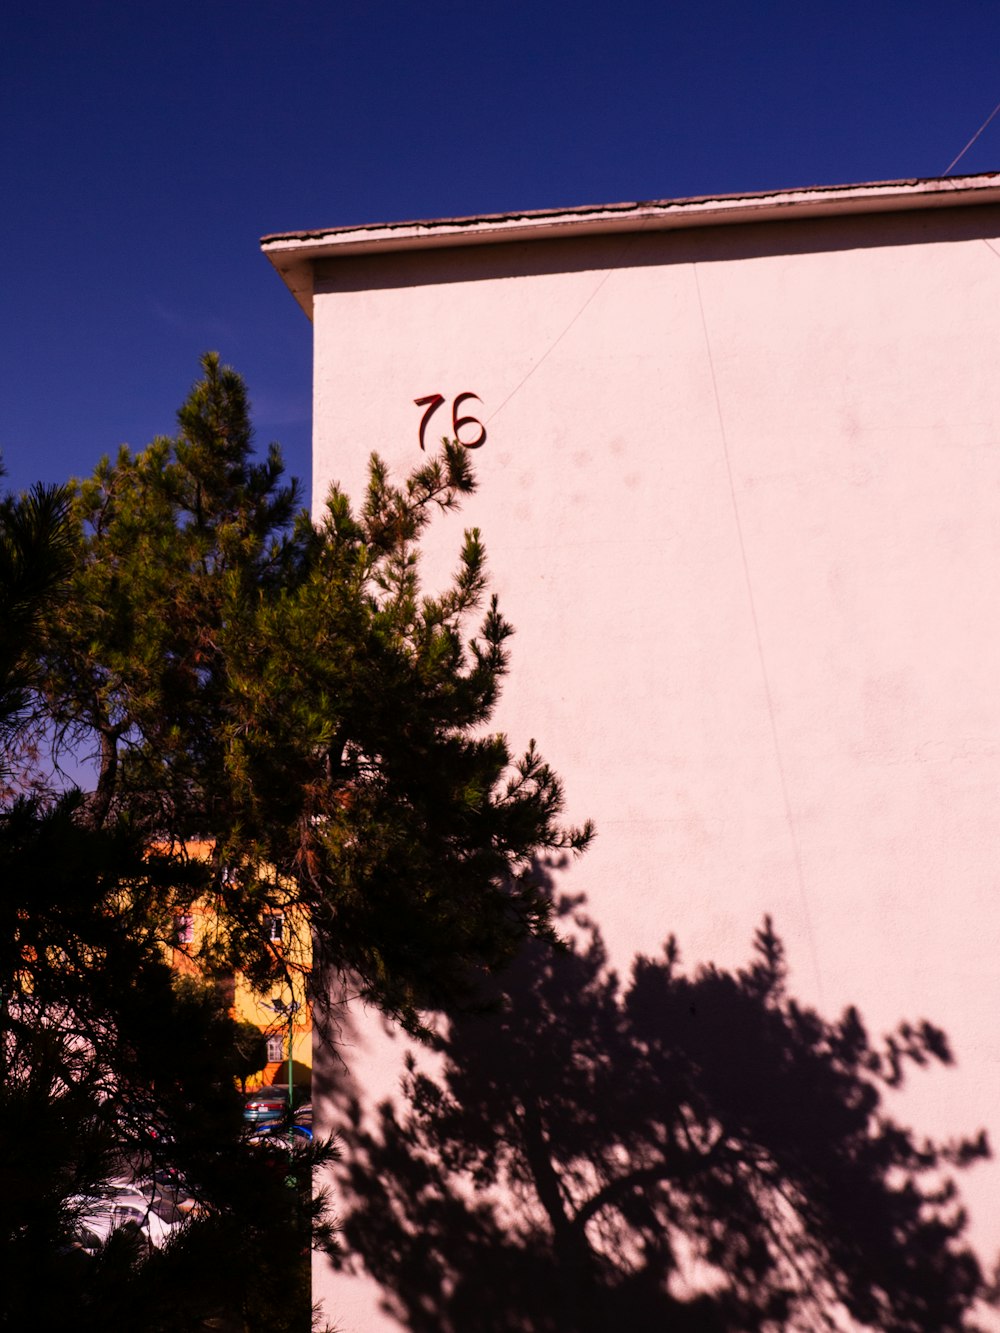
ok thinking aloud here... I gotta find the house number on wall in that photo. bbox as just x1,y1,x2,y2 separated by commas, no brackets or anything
414,392,486,451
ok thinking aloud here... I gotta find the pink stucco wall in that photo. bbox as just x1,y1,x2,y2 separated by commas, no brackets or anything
295,191,1000,1328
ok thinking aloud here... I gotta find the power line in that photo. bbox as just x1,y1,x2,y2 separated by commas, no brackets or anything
942,97,1000,175
691,264,824,1003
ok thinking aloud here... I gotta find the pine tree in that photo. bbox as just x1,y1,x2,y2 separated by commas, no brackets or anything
1,354,592,1328
0,472,329,1330
33,352,592,1022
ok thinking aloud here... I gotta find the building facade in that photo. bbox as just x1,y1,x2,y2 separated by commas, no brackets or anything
264,174,1000,1329
166,841,312,1092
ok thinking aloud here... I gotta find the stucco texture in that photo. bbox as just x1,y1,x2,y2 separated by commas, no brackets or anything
307,200,1000,1329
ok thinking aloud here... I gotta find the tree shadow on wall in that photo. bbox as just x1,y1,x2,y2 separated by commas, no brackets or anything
332,901,995,1333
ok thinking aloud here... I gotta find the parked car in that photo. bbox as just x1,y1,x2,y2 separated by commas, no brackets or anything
248,1121,313,1146
243,1085,293,1126
69,1182,181,1254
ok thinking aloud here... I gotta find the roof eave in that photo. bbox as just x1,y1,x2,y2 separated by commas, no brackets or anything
261,172,1000,320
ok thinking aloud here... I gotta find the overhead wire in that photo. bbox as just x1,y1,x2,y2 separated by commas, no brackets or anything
691,265,824,1003
491,96,1000,430
943,97,1000,176
481,107,1000,1002
485,211,653,427
940,97,1000,262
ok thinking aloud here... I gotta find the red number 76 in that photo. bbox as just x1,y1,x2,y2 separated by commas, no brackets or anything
414,392,486,451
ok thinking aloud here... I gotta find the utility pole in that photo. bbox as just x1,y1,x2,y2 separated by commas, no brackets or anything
269,995,301,1145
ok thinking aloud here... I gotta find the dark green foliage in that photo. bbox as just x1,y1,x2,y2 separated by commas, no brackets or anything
0,789,332,1332
33,352,591,1020
0,443,329,1330
0,478,74,773
1,354,589,1329
334,907,992,1333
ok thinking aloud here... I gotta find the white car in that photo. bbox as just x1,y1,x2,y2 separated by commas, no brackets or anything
70,1180,184,1253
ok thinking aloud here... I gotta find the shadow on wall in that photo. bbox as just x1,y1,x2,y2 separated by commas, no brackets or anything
328,897,995,1333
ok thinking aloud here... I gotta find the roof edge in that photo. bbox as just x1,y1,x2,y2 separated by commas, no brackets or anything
262,172,1000,319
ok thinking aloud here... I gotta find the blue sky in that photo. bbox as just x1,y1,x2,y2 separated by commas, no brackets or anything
3,0,999,504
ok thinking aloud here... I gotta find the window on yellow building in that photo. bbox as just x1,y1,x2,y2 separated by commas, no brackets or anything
175,914,194,945
265,913,284,944
266,1034,285,1063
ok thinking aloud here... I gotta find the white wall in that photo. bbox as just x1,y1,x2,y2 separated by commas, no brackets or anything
309,202,1000,1328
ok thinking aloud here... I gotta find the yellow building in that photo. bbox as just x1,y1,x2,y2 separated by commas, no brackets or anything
166,841,312,1093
